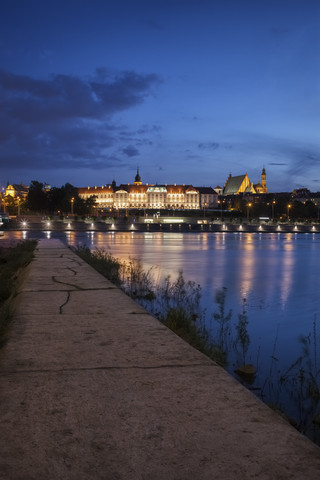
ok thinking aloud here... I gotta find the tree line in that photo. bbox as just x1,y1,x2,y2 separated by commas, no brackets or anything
4,181,96,216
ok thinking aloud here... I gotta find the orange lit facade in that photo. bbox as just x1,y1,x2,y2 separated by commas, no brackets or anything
222,168,267,195
78,182,200,210
5,183,29,199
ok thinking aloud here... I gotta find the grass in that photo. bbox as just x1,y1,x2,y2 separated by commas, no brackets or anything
73,245,122,286
162,306,226,365
0,240,37,345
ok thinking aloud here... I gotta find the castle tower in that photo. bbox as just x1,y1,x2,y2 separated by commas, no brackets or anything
134,167,142,185
261,167,267,193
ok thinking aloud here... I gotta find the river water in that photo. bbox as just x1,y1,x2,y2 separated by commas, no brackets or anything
2,229,320,440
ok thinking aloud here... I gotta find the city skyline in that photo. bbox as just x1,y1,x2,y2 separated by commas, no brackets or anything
0,0,319,193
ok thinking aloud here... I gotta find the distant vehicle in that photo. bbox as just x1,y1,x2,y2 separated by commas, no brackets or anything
0,212,11,224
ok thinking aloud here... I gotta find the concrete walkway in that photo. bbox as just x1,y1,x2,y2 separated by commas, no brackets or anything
0,239,319,480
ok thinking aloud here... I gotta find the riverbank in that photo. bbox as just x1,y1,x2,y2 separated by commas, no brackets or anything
2,214,320,234
0,239,320,479
0,240,37,347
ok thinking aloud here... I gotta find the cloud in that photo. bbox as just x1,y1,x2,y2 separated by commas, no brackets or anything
123,145,139,157
0,68,161,172
287,152,320,176
268,162,288,166
198,142,220,150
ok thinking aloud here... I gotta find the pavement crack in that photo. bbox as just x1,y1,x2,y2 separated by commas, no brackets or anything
66,266,77,276
59,291,71,314
69,256,83,267
52,276,84,290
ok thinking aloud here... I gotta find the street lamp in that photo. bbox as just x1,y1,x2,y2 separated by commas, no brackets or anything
218,200,222,220
1,196,6,213
247,202,252,220
287,204,291,221
17,197,21,216
272,200,276,220
71,197,74,215
203,202,207,218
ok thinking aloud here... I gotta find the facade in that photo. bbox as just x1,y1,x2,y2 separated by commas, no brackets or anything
222,174,256,195
77,184,114,210
196,187,218,208
78,171,200,211
5,183,29,199
78,168,267,210
222,168,267,195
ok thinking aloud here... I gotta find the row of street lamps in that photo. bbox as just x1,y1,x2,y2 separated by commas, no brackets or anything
246,201,292,220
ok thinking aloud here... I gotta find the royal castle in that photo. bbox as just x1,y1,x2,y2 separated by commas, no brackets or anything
77,168,267,211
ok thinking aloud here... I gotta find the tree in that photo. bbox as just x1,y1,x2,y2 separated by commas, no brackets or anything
26,181,48,213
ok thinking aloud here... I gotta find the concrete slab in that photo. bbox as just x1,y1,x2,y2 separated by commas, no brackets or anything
0,238,320,480
14,289,146,315
1,367,319,480
0,314,214,371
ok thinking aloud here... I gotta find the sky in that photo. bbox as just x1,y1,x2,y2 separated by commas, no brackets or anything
0,0,319,193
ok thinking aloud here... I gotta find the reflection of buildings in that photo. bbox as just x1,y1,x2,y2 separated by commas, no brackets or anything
237,233,256,297
222,168,267,195
78,169,218,211
280,235,294,307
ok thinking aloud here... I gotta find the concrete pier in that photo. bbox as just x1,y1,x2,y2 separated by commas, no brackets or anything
0,239,319,479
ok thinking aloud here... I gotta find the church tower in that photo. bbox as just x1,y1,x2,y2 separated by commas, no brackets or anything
134,167,142,185
261,167,267,193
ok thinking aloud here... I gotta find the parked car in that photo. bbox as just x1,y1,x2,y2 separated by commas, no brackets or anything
0,212,11,224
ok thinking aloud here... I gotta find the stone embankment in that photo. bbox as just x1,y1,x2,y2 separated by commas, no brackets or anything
0,239,319,479
3,215,320,233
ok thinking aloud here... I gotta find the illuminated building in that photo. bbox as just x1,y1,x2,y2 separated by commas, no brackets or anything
222,168,267,195
78,169,200,210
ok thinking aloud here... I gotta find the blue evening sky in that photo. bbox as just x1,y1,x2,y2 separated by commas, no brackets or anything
0,0,319,192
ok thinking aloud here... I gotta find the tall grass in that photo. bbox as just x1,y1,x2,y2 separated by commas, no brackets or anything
0,240,37,345
262,317,320,443
73,245,122,286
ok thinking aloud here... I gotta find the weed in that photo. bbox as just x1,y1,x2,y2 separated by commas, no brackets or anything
122,257,156,301
234,298,250,365
0,240,37,344
73,246,122,286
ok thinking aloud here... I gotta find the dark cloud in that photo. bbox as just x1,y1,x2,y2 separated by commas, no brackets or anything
136,124,161,135
287,153,320,176
268,162,288,165
198,142,219,150
123,145,139,157
0,68,161,171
